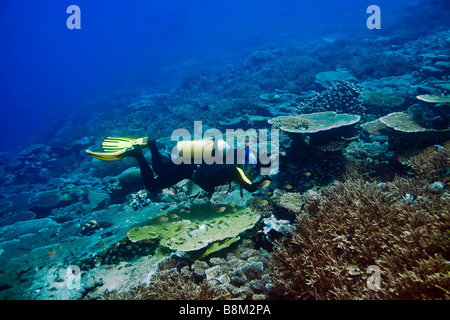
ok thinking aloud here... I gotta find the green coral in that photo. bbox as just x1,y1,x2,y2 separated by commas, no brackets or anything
127,204,260,257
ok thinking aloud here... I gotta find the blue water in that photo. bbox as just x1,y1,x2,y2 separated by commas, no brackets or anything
2,0,446,152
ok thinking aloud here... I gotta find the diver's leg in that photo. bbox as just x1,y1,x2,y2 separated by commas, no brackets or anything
148,139,164,174
130,148,156,192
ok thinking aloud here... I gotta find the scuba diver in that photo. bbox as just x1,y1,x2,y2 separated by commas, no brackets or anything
85,136,264,195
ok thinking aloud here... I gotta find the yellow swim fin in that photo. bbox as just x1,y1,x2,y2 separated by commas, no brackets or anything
101,136,148,152
85,136,148,161
236,167,252,185
85,149,129,161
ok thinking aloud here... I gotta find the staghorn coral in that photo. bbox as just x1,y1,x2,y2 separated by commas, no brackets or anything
398,140,450,188
271,143,450,300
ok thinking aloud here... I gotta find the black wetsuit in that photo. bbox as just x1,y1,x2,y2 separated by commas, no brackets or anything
132,140,260,194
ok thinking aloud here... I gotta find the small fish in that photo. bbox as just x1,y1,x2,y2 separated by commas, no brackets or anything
284,184,293,190
112,242,120,247
259,180,271,189
258,199,269,205
287,163,296,170
47,249,56,258
229,202,236,208
216,206,227,213
96,241,104,246
169,213,181,220
157,216,169,223
304,171,312,177
175,225,185,232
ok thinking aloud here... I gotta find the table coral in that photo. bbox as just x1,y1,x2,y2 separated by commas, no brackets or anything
127,203,260,256
269,111,360,134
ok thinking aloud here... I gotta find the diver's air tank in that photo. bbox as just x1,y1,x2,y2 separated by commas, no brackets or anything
174,139,230,164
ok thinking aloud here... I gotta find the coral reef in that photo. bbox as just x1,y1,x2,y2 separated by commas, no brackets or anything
294,81,364,115
269,116,312,131
127,203,260,257
417,93,450,104
363,111,450,150
314,69,356,89
1,25,450,301
271,142,450,299
102,266,230,300
269,111,360,156
269,111,360,134
272,189,304,219
102,239,274,300
128,189,151,210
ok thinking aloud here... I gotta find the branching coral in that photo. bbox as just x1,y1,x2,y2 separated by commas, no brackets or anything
294,81,364,115
271,143,450,300
398,141,450,188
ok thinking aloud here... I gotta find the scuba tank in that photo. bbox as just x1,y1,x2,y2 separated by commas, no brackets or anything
173,138,230,164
